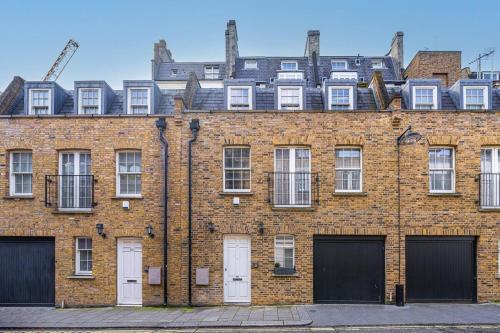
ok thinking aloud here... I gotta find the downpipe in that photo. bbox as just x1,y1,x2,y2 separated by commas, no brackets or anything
188,119,200,307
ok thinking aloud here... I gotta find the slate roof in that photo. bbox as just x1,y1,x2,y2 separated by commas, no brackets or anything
9,89,183,115
156,62,226,81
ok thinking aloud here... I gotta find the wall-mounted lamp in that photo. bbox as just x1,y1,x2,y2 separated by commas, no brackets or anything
258,222,264,235
207,221,215,233
146,224,155,238
96,223,106,238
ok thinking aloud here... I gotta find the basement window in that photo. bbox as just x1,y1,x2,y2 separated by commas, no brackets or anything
127,88,150,114
413,86,437,110
204,65,220,80
78,88,101,114
278,86,302,110
329,86,353,110
228,86,252,110
29,89,51,115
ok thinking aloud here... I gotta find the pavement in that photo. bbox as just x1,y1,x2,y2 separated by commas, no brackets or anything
1,303,500,330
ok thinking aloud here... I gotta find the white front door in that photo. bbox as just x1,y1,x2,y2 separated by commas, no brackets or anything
117,238,142,305
224,235,251,303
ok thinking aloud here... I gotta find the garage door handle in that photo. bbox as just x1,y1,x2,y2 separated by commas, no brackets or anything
127,279,137,283
233,277,243,281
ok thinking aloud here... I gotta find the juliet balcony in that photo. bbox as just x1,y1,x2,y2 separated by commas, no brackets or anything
45,175,96,212
266,172,320,208
479,173,500,209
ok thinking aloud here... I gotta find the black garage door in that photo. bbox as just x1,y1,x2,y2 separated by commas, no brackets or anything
314,236,385,303
406,237,476,303
0,237,55,306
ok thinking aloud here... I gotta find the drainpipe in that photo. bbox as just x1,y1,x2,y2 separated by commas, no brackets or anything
155,117,168,306
188,119,200,307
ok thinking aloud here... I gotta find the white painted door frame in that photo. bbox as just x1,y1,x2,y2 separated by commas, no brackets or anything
223,235,251,303
117,238,142,306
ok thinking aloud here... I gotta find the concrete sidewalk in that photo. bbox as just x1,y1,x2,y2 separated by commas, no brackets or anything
0,305,311,329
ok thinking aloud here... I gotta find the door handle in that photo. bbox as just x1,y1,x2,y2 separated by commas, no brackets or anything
127,279,137,283
233,277,243,281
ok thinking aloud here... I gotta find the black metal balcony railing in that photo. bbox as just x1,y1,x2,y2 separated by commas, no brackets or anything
45,175,96,210
479,173,500,208
267,172,319,207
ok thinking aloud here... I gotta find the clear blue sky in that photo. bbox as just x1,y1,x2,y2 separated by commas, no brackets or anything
1,0,499,90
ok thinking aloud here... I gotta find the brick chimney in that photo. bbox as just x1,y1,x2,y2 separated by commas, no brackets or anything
305,30,320,64
0,76,24,115
152,40,173,79
388,32,404,76
225,20,239,79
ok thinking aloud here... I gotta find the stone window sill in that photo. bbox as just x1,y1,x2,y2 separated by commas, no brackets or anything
111,196,144,200
219,191,254,196
479,208,500,212
333,192,368,197
271,207,315,212
52,210,94,215
67,275,95,280
427,192,462,197
3,195,35,200
272,269,299,277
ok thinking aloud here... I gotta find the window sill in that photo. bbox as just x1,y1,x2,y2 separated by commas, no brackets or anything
273,268,299,277
3,195,35,200
333,192,367,197
52,210,94,215
219,191,254,196
111,196,144,200
479,208,500,212
67,275,95,280
271,207,315,212
427,192,462,197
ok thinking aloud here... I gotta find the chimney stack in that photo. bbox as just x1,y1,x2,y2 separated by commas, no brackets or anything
225,20,239,79
154,39,174,63
388,32,404,76
305,30,320,64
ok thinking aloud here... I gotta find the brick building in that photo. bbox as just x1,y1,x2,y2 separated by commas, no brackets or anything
0,20,499,307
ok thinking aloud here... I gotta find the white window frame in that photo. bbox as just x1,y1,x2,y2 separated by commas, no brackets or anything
480,147,500,208
274,147,311,207
335,147,363,192
331,60,348,71
371,59,384,69
227,86,253,110
78,88,101,115
58,151,92,212
127,88,151,114
481,72,499,80
277,72,304,80
277,86,303,110
171,69,178,77
274,235,295,270
204,65,220,80
9,151,32,197
412,86,437,110
75,237,92,275
223,146,251,193
281,61,298,71
463,86,488,110
330,71,358,80
116,150,142,198
28,89,51,115
429,147,455,193
244,60,258,69
328,86,354,110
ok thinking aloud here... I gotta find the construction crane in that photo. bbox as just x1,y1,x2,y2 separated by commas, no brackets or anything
42,39,79,81
469,49,495,79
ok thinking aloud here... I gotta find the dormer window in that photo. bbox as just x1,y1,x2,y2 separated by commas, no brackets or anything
278,86,302,110
281,61,298,71
244,60,258,69
413,86,437,110
277,72,304,80
482,72,499,80
329,86,354,110
371,59,384,69
171,69,178,77
464,86,488,110
228,86,252,110
128,88,150,114
204,65,220,80
78,88,101,114
331,60,348,71
29,89,51,115
330,72,358,80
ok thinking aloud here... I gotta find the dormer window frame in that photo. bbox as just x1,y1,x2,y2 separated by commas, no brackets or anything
371,59,384,69
78,87,102,115
227,86,253,110
127,87,151,115
277,86,303,110
244,60,258,70
28,88,52,115
330,72,358,80
281,61,298,71
463,86,488,110
331,60,348,71
277,72,304,80
204,65,220,80
328,86,354,110
412,86,438,110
